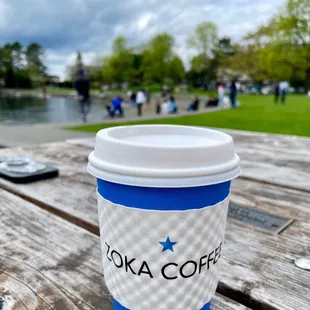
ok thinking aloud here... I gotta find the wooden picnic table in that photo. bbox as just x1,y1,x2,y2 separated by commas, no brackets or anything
0,129,309,310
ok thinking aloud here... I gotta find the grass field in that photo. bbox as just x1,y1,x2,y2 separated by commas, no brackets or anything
69,95,310,137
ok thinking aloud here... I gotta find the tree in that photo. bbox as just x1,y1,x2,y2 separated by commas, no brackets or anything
276,0,310,87
11,41,24,69
188,22,218,57
0,44,14,87
88,54,103,87
187,22,218,87
141,33,174,84
101,55,116,84
0,42,34,88
223,43,268,81
112,36,128,55
25,43,46,85
113,36,134,83
101,36,134,84
243,0,310,87
168,56,185,85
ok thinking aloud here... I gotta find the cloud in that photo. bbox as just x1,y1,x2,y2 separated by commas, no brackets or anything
0,0,286,79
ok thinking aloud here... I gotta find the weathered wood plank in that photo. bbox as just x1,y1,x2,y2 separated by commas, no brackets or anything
226,130,310,191
66,132,310,191
0,189,247,310
1,140,310,308
1,172,309,309
66,137,96,149
0,188,110,310
0,172,99,234
231,179,310,242
66,129,310,154
236,148,310,192
1,142,309,241
232,179,310,221
0,142,90,174
226,129,310,155
221,220,310,310
1,161,308,242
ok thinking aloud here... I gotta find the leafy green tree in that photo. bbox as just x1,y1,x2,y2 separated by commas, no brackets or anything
25,43,46,85
114,36,134,82
187,22,218,57
11,41,24,69
168,56,185,85
187,22,218,87
0,42,34,88
241,0,310,86
88,55,103,86
102,36,134,84
101,55,116,84
0,44,14,87
217,37,235,57
26,43,45,74
141,33,174,84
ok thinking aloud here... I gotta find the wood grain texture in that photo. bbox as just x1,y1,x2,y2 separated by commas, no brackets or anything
1,138,310,309
1,173,309,309
226,129,310,154
0,188,111,310
0,189,246,310
66,131,310,191
231,179,310,242
226,130,310,191
66,129,310,155
221,219,310,310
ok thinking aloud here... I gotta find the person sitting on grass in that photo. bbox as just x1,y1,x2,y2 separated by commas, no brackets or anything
205,96,219,107
156,99,161,114
109,96,124,118
187,96,200,111
168,96,178,114
161,97,169,115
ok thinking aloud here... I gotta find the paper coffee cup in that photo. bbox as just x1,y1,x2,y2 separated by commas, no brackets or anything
88,125,240,310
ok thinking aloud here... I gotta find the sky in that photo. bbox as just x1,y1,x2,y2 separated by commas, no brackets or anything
0,0,286,80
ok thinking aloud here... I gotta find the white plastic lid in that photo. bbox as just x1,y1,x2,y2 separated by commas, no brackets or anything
88,125,240,188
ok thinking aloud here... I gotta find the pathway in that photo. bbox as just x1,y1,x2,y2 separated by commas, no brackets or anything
0,104,225,147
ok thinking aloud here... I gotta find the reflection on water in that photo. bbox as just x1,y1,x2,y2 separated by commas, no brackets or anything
0,96,108,125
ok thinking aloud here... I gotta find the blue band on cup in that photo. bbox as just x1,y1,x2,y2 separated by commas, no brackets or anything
114,299,211,310
97,179,230,211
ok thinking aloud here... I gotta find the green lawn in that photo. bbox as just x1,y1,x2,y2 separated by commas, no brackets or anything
45,87,75,95
69,95,310,137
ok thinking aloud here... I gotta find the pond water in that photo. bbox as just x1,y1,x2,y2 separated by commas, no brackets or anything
0,96,109,125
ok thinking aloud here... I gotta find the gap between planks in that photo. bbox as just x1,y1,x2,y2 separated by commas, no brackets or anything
0,182,99,236
0,185,270,310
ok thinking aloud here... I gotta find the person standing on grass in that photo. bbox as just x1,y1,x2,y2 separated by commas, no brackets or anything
74,68,91,122
279,81,289,104
136,89,146,117
274,82,280,103
130,91,137,106
229,79,237,108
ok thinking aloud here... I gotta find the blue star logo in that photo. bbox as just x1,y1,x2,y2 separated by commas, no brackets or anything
159,237,177,252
